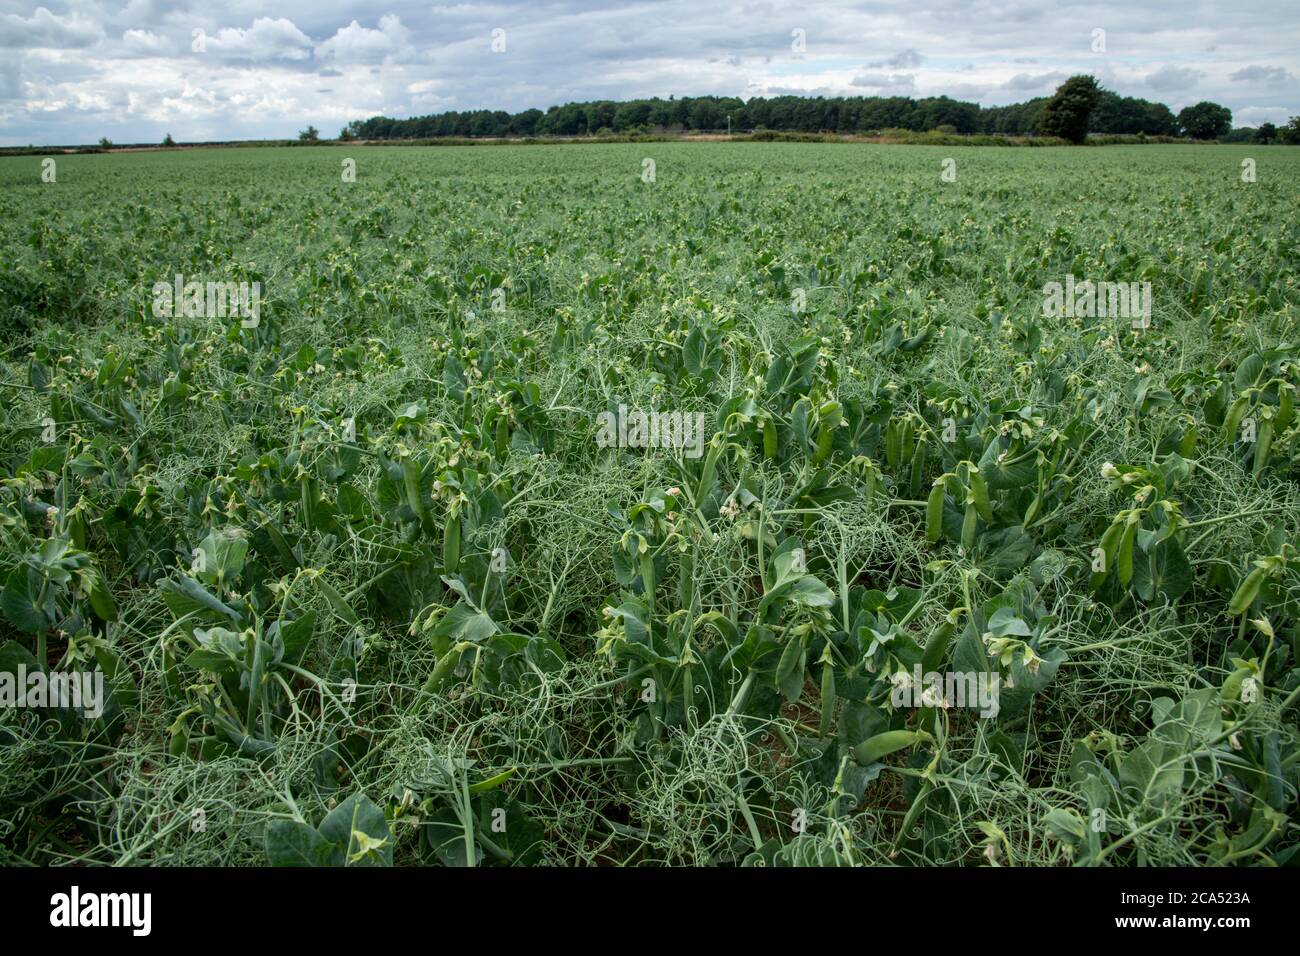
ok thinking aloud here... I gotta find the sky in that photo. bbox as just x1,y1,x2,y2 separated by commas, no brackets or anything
2,0,1298,145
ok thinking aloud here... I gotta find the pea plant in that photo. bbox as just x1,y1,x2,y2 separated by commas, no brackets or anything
0,141,1297,868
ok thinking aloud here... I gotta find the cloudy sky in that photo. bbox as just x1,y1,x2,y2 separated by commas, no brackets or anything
2,0,1297,145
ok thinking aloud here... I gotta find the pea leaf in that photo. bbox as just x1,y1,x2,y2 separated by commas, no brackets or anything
317,793,393,867
266,820,332,867
2,565,47,634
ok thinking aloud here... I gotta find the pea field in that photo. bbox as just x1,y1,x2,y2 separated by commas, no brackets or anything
1,142,1298,867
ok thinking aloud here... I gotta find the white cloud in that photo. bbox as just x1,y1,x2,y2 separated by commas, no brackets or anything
0,7,103,49
1234,105,1294,125
206,18,313,61
0,59,21,98
121,29,165,55
944,82,992,99
315,15,410,64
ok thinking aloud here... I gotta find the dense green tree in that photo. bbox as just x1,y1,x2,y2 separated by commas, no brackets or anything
346,87,1208,142
1177,102,1232,140
980,98,1047,135
1039,75,1101,143
1089,91,1177,135
511,109,544,136
613,101,652,131
688,99,723,131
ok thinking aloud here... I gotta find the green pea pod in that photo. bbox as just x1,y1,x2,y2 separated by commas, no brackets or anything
1179,426,1198,458
909,439,926,498
300,477,316,534
813,403,840,464
246,629,265,729
1022,491,1042,528
1221,668,1250,704
926,479,945,544
423,641,472,693
468,767,518,794
163,643,183,698
1228,566,1267,616
85,569,117,622
443,512,461,574
402,458,426,525
697,438,722,506
495,413,509,461
169,721,189,757
852,729,931,767
1098,516,1125,562
921,620,955,674
762,417,778,459
1222,395,1250,444
317,576,361,627
900,417,915,466
1117,518,1138,586
814,425,834,464
774,634,806,702
969,470,993,521
640,551,656,604
1276,386,1294,433
886,420,902,470
818,657,836,738
1253,418,1273,477
866,467,881,501
961,501,977,551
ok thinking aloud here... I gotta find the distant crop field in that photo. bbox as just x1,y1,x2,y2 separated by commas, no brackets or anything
1,142,1298,866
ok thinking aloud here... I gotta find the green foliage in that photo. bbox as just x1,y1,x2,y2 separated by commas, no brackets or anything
1090,90,1178,136
1040,75,1102,144
1178,101,1233,140
0,142,1298,868
267,793,393,866
352,88,1189,140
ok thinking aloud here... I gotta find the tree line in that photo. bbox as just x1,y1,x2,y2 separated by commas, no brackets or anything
341,76,1298,143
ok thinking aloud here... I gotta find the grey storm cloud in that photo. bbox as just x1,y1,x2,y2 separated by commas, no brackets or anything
1145,65,1205,92
0,0,1297,144
1230,65,1294,85
865,48,924,69
850,72,916,92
